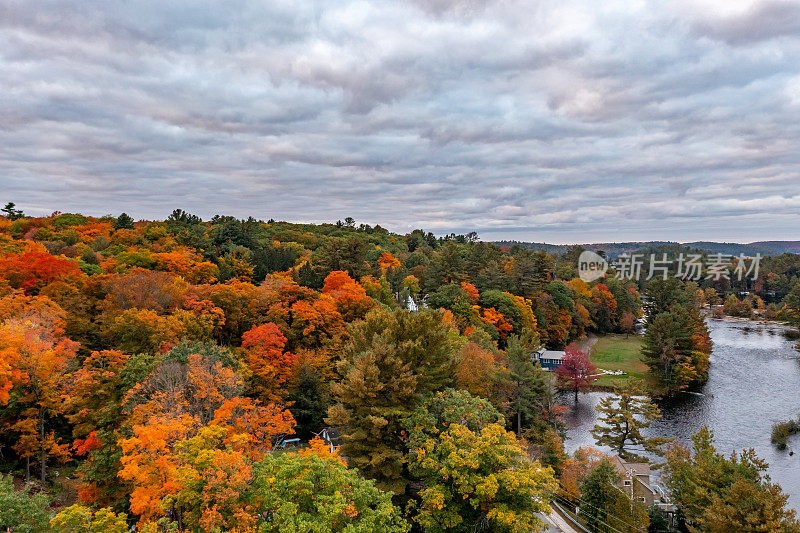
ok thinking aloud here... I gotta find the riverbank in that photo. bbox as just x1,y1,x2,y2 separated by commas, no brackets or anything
562,319,800,511
703,309,799,333
587,334,648,390
584,316,797,393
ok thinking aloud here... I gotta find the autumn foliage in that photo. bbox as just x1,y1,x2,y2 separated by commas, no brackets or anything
0,248,82,294
322,270,375,320
555,343,598,403
377,251,401,273
241,323,295,401
0,209,668,532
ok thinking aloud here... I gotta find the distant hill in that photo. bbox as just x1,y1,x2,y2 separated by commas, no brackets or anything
491,240,800,258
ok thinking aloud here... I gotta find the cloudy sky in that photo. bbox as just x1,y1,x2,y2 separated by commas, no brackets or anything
2,0,799,243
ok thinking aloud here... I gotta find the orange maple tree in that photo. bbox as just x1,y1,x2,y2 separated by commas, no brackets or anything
211,396,295,461
0,248,82,294
559,447,607,501
152,248,219,284
377,251,401,273
118,414,195,522
119,351,295,525
292,436,342,463
258,277,346,350
241,323,296,401
480,307,514,344
0,317,78,482
461,282,480,303
322,270,375,321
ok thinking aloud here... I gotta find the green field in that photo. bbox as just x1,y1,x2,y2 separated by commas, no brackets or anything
590,334,649,388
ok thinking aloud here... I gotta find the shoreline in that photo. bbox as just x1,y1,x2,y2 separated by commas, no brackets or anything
581,315,798,393
702,309,799,332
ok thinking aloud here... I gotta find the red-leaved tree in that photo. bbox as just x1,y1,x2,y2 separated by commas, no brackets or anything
555,343,597,403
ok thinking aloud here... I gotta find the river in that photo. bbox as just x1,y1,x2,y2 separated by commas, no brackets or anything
562,318,800,510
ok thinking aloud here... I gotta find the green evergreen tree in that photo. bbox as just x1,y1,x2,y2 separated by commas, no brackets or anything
1,202,25,220
643,277,688,317
665,427,800,532
505,334,547,436
326,308,458,495
425,241,464,291
112,212,134,230
287,363,329,439
590,379,672,461
640,310,695,395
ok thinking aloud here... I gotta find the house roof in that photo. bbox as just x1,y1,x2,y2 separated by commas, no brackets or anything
315,427,341,444
612,456,651,478
539,350,565,360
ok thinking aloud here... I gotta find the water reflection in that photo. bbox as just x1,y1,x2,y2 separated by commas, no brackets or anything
562,319,800,510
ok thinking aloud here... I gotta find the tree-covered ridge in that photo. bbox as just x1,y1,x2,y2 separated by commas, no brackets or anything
0,208,605,530
0,209,646,349
2,207,800,531
494,239,800,258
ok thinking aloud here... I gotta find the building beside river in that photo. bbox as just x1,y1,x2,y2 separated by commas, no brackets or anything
611,456,677,514
612,456,655,506
532,348,565,370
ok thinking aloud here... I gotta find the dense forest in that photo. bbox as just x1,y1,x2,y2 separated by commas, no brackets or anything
1,206,799,532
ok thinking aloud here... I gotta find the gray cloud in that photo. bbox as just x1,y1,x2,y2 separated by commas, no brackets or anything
691,1,800,45
1,0,799,243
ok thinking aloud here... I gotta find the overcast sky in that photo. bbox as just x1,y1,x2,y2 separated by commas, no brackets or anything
2,0,799,243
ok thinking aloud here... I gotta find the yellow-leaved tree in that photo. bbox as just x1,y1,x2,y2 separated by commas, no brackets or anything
404,389,557,532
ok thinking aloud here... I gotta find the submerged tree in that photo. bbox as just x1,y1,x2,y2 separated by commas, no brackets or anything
555,343,597,403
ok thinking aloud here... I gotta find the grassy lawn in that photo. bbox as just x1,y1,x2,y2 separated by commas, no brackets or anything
590,334,649,388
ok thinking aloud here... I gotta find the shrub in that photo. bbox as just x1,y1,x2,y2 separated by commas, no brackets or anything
771,416,800,450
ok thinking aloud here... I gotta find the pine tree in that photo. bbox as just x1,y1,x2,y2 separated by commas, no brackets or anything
665,427,800,532
590,379,672,461
286,364,329,439
326,308,458,495
113,212,134,230
640,310,695,395
1,202,24,220
505,334,547,436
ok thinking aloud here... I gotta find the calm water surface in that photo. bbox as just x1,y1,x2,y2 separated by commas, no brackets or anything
562,319,800,510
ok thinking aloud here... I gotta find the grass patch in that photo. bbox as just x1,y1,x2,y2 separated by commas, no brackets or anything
590,334,649,388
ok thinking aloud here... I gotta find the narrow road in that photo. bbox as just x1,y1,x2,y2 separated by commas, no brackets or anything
546,502,590,533
576,333,598,355
541,511,579,533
